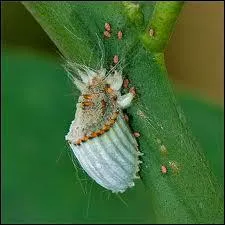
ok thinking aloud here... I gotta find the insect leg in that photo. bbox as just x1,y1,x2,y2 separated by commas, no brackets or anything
117,92,134,109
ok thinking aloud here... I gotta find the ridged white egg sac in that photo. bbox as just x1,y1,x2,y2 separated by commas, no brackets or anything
65,64,142,193
69,114,142,193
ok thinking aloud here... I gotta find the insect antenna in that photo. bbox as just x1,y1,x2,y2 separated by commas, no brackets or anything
64,24,84,42
103,56,126,81
116,193,129,207
85,180,94,218
95,33,105,70
66,148,87,195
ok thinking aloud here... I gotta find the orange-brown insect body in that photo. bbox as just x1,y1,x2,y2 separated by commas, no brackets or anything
104,31,111,38
129,87,136,96
133,132,140,137
113,55,119,64
161,165,167,174
105,23,111,32
149,28,154,37
67,76,119,145
123,79,129,89
124,114,129,122
118,31,123,40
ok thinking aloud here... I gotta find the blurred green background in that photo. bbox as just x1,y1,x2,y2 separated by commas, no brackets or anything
2,2,224,224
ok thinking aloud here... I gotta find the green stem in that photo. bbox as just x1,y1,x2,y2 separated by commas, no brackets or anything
124,1,224,223
122,2,144,28
141,1,184,52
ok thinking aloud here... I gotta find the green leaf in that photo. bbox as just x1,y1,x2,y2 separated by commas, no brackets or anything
20,2,224,223
2,49,224,224
2,49,155,224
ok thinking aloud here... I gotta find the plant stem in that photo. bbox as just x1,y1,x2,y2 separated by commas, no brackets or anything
122,2,144,28
141,1,184,52
125,2,224,223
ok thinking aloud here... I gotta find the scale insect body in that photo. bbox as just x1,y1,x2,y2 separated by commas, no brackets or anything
65,64,142,193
